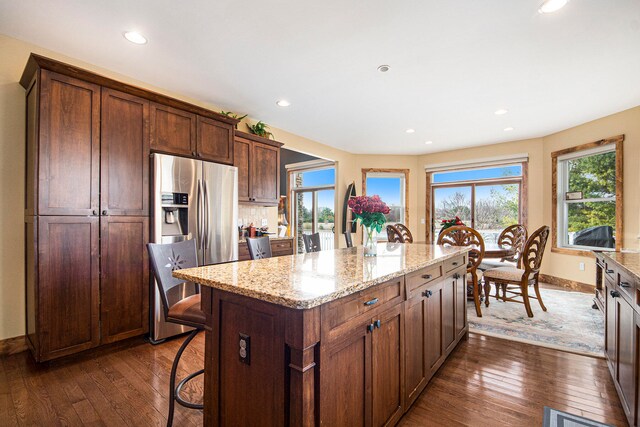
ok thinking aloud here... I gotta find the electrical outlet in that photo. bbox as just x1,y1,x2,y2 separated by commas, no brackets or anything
261,218,268,226
579,262,585,271
239,333,251,365
421,218,426,224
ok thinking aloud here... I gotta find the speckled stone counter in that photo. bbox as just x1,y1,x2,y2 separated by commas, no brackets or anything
173,243,469,309
603,251,640,281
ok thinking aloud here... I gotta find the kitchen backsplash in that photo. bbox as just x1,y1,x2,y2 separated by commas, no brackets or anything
238,204,279,232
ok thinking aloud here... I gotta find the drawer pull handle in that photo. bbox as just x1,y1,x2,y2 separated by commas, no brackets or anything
374,319,381,329
364,298,379,306
620,282,631,288
610,290,620,298
606,269,614,274
422,274,432,280
452,262,459,266
422,290,433,298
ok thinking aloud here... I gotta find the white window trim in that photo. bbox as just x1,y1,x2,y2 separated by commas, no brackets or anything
556,146,616,251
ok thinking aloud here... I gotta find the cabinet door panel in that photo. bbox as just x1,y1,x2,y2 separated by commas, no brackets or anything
100,216,149,343
320,324,371,427
234,138,251,202
442,275,456,352
251,143,279,204
39,70,100,215
197,116,234,164
150,102,196,156
404,295,427,406
616,296,635,421
605,278,617,372
38,216,99,360
372,304,404,427
455,271,467,339
101,88,149,216
425,281,444,376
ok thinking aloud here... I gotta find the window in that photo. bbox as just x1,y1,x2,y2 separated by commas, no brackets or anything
362,169,409,240
552,136,623,253
289,165,336,253
429,164,525,244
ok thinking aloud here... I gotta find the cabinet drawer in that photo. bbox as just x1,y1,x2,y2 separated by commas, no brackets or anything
443,255,466,273
618,270,636,304
604,261,616,282
271,239,293,253
406,264,443,300
324,277,404,335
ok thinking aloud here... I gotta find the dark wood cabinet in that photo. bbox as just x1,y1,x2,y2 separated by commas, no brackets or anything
101,88,150,216
36,70,100,216
601,254,640,427
197,115,234,164
100,216,149,343
33,216,100,361
234,131,282,206
150,102,196,157
237,238,293,261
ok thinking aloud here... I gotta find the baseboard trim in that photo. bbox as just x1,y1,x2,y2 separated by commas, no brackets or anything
539,274,594,294
0,335,28,356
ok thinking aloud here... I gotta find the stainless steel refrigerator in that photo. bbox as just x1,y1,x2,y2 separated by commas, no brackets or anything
150,153,238,343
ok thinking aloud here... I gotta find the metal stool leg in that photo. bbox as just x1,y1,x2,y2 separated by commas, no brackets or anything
167,329,203,427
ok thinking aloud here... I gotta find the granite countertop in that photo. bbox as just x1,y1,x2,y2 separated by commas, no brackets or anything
238,236,294,243
602,251,640,281
173,243,470,309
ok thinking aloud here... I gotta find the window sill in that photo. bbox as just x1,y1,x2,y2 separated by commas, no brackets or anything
551,247,597,257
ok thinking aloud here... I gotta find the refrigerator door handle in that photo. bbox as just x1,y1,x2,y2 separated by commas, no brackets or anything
197,179,204,251
204,180,211,250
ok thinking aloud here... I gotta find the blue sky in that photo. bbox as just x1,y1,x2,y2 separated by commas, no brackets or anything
432,165,521,183
366,177,402,206
298,169,335,210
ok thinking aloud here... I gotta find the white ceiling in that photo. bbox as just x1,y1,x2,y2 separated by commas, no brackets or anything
1,0,640,155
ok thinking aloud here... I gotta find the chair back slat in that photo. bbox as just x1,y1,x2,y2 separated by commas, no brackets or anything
303,233,322,253
394,223,414,243
147,240,199,318
522,226,550,277
437,225,485,272
497,224,528,267
246,236,272,259
386,224,403,243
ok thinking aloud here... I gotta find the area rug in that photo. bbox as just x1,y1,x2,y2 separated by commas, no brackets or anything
468,288,604,357
542,407,614,427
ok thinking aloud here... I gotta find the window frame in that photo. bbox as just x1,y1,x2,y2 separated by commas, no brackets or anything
551,135,624,256
361,168,410,239
428,164,526,243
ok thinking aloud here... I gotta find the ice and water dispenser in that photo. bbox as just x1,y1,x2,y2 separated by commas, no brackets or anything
161,192,189,237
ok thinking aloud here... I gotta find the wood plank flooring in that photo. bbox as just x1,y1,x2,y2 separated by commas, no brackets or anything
0,333,625,426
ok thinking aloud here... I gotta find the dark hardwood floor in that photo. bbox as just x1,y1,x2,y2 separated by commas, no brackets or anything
0,333,625,426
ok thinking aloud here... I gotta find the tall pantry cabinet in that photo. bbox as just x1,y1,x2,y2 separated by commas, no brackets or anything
23,59,149,361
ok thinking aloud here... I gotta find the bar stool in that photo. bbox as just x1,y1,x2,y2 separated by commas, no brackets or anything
147,240,205,427
302,232,322,253
246,236,272,259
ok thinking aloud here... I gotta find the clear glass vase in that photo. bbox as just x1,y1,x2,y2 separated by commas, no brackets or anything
363,225,378,257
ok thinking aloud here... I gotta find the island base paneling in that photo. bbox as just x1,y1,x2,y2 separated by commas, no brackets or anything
200,256,468,426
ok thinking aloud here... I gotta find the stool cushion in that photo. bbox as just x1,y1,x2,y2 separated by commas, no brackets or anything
483,266,525,282
168,294,205,326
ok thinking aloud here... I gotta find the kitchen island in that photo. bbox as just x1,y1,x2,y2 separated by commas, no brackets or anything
174,243,470,426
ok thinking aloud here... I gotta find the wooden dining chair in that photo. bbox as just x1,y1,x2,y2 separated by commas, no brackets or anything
343,231,353,248
386,224,403,243
482,225,550,318
394,223,414,243
303,232,322,253
437,225,485,317
246,236,272,259
479,224,528,300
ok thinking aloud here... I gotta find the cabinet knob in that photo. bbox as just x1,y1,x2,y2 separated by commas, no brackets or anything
610,290,620,298
374,319,381,329
102,210,108,216
92,210,97,216
620,281,631,288
422,290,433,298
367,324,375,333
422,274,432,280
453,273,461,280
191,151,196,157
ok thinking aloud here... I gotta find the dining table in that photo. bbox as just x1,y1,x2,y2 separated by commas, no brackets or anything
416,241,516,260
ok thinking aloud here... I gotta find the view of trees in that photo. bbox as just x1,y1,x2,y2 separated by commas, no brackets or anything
566,151,616,233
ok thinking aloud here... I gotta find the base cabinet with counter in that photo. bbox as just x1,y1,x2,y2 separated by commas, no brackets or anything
177,247,470,427
598,252,640,427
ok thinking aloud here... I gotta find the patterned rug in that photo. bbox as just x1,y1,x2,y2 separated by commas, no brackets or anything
543,407,614,426
468,288,604,357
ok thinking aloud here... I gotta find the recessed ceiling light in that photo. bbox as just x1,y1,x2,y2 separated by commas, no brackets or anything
377,65,390,73
504,127,514,132
405,129,415,134
276,99,291,107
124,31,147,44
538,0,569,14
424,140,433,145
494,109,508,115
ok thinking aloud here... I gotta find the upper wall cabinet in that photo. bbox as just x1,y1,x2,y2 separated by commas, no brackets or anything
196,116,234,165
101,88,150,216
150,102,197,157
32,70,101,216
234,131,282,206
